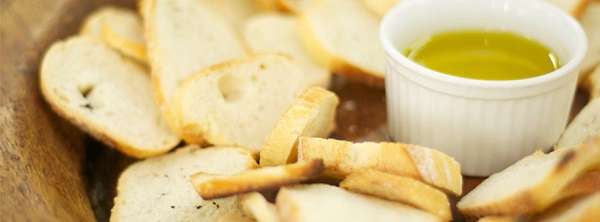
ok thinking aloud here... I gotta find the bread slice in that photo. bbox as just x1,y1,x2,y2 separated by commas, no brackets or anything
536,192,600,222
259,87,339,167
298,137,463,195
457,137,600,219
40,36,179,158
142,0,246,130
340,169,451,221
580,1,600,75
299,0,385,87
276,184,441,222
242,13,331,87
546,0,590,18
110,146,257,222
192,159,324,200
80,6,146,63
198,0,258,30
240,192,281,222
174,54,316,150
559,170,600,200
556,99,600,149
362,0,399,17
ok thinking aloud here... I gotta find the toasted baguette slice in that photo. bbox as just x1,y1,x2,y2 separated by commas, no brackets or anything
559,170,600,200
81,6,146,63
536,192,600,222
546,0,590,18
175,54,316,150
556,99,600,149
142,0,246,130
240,192,280,222
298,137,463,195
277,0,310,13
192,159,324,200
243,14,331,87
580,2,600,75
362,0,399,17
299,0,385,87
458,137,600,219
260,87,339,167
276,184,441,222
40,36,178,158
199,0,258,29
340,170,451,221
110,146,257,222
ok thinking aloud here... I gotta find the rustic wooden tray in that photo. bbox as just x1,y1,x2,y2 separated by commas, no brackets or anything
0,0,589,221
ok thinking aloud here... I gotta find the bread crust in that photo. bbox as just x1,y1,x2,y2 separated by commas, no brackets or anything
101,22,147,64
192,159,324,200
340,169,452,221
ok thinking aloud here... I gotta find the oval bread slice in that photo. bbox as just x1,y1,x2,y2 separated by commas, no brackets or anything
276,184,441,222
174,54,316,150
536,192,600,222
110,146,257,222
243,13,331,88
142,0,247,130
40,36,179,158
299,0,385,87
298,137,463,195
259,87,339,167
458,137,600,219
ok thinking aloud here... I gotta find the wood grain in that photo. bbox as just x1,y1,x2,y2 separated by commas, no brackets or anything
0,0,133,221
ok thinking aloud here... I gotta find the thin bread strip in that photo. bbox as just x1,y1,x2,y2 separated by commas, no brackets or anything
458,137,600,219
110,146,257,221
242,13,331,87
340,169,452,221
276,184,441,222
80,6,146,63
142,0,246,131
175,54,317,150
298,137,463,195
40,36,178,158
192,159,324,200
556,99,600,149
260,87,339,167
299,0,385,87
240,192,280,222
536,192,600,222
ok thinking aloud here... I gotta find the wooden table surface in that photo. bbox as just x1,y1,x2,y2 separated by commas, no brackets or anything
0,0,591,221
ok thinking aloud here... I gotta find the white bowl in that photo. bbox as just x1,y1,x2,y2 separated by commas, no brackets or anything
380,0,587,176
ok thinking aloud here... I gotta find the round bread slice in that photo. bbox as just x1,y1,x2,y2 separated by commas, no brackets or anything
299,0,385,87
40,36,179,158
142,0,247,131
110,146,258,222
174,54,314,151
243,14,331,88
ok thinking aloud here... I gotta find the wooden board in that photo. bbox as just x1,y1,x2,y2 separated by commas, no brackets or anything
0,0,592,221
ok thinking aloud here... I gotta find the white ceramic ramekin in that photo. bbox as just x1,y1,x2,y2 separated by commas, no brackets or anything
380,0,587,176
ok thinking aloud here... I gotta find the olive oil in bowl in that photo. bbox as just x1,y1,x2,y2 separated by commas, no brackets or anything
404,30,560,80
